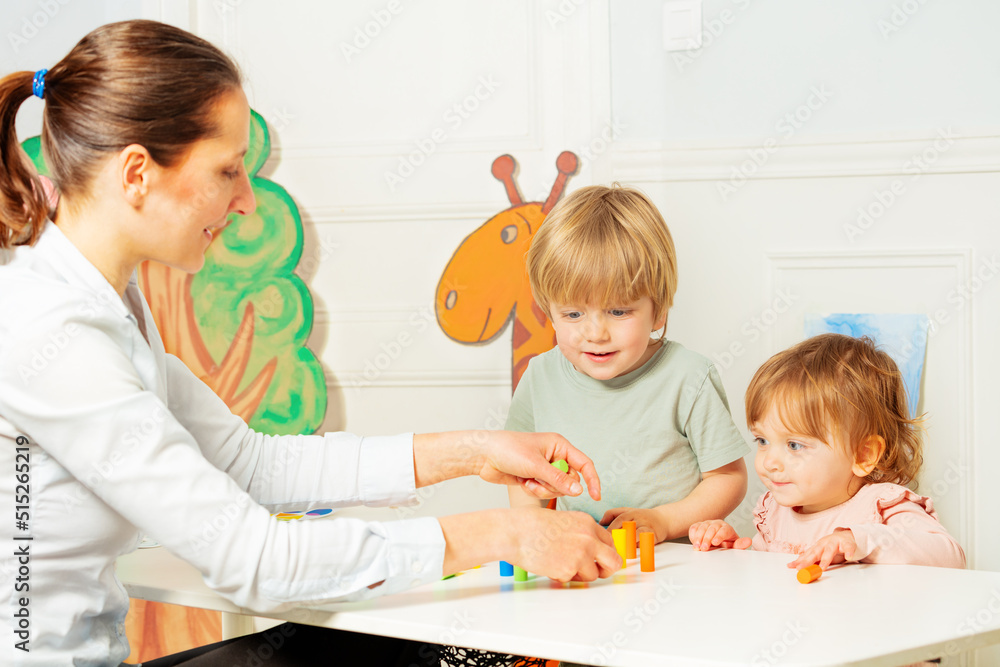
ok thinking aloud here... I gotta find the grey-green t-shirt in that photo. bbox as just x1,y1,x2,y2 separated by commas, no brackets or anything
505,341,749,521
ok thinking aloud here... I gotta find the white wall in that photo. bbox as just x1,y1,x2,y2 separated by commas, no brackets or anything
611,2,1000,664
610,0,1000,543
613,0,1000,140
2,0,144,137
4,2,998,663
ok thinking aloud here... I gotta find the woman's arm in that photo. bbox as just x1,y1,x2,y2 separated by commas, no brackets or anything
166,348,601,510
163,354,417,511
507,482,548,509
413,429,601,501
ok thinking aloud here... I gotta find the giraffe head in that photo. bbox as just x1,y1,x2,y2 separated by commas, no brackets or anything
436,152,578,345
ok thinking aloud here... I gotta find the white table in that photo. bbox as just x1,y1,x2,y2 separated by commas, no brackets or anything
117,542,1000,666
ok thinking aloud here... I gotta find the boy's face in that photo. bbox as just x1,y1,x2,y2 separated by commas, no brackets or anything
750,403,864,514
548,296,665,381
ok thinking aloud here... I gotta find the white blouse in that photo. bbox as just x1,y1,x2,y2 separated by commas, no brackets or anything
0,223,446,666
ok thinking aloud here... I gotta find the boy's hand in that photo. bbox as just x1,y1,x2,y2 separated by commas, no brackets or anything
689,519,751,551
599,507,665,544
788,529,856,570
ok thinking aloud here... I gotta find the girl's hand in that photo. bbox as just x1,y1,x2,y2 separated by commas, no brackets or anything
479,431,601,501
599,507,665,544
688,519,752,551
789,529,857,570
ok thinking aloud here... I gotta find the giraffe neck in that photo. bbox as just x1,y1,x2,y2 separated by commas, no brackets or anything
511,298,557,389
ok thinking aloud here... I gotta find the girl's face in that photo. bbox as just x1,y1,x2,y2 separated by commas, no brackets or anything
141,88,256,273
750,403,865,513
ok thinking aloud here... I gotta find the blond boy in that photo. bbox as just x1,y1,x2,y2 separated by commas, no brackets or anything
507,185,748,544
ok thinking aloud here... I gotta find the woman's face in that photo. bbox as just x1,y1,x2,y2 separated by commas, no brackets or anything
142,88,256,273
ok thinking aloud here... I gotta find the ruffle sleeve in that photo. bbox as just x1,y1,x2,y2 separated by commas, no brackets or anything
751,492,775,552
841,483,965,568
869,483,939,522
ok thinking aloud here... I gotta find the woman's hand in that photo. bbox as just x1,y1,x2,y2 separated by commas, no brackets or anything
688,519,752,551
439,507,622,582
478,431,601,501
788,529,857,570
508,508,621,582
413,430,598,500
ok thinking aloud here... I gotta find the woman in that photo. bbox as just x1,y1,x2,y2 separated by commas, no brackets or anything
0,20,620,665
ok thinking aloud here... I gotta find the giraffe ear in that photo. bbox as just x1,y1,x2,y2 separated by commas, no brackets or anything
852,435,885,477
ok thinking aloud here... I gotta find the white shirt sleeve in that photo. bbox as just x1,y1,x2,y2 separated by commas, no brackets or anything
162,354,419,511
0,309,446,611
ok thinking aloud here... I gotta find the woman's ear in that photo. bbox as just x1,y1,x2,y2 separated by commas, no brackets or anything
852,435,886,477
119,144,153,206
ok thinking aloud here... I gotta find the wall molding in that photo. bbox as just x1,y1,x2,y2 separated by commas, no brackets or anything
613,133,1000,184
327,368,510,390
765,248,973,271
304,202,508,226
316,305,438,325
270,138,545,162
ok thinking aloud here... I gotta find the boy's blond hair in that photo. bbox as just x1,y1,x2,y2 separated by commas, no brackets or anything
745,333,923,486
527,184,678,331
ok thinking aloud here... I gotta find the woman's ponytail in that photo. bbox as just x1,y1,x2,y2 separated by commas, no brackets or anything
0,71,48,249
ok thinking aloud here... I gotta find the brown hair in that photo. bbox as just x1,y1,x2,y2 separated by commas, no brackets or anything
745,333,923,486
0,19,242,248
527,184,678,332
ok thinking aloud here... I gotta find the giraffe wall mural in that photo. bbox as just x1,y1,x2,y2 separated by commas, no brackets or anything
436,152,578,391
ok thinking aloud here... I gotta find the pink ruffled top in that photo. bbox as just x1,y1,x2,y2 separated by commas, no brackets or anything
751,482,966,568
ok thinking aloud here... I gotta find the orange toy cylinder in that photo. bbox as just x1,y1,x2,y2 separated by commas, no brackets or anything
639,532,655,572
623,521,637,559
797,564,823,584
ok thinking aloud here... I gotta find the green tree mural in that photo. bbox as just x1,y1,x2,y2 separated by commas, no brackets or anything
23,110,326,435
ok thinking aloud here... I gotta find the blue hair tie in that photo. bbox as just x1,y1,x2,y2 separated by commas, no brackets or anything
32,69,47,100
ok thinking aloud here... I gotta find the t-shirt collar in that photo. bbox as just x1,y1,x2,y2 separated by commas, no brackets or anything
559,340,671,392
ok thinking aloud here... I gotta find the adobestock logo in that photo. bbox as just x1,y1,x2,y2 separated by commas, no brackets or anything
16,323,81,384
958,589,1000,636
384,75,502,192
339,0,405,63
843,128,957,243
671,0,759,74
749,620,808,666
586,579,679,666
7,0,72,53
717,86,833,202
713,288,797,371
877,0,934,38
346,305,436,392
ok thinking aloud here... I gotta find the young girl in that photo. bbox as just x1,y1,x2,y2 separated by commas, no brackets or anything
507,184,749,546
689,333,966,571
